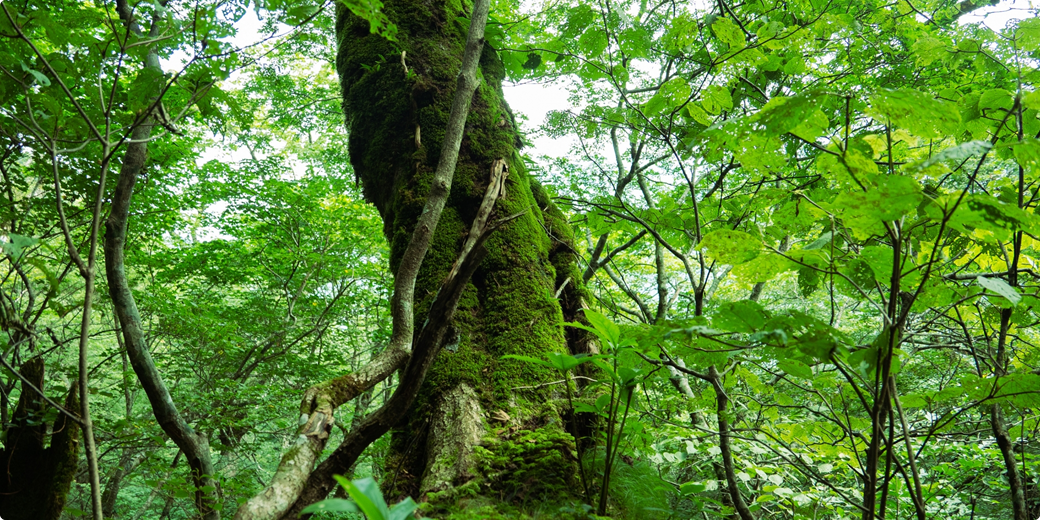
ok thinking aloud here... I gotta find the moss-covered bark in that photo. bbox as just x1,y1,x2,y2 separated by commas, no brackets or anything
0,358,81,520
336,0,591,509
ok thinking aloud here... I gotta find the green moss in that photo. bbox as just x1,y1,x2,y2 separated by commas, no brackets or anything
422,423,600,520
337,0,591,505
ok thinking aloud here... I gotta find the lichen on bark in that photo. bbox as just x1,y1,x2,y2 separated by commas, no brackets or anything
335,0,590,505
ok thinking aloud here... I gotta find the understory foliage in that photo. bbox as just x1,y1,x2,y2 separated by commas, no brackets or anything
1,0,1039,518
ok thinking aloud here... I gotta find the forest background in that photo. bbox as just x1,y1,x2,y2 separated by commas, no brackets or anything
1,0,1039,518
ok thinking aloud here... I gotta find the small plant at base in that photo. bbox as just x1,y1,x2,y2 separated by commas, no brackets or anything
300,476,418,520
506,309,645,517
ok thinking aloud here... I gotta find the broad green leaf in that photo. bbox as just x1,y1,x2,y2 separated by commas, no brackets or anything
1,233,38,259
859,245,894,283
977,276,1020,306
579,27,609,57
1017,18,1040,51
777,359,812,379
912,37,946,66
618,366,643,386
582,309,621,346
301,498,361,514
339,476,391,520
828,175,922,239
911,140,991,172
803,231,835,251
701,85,732,115
128,67,166,113
798,265,820,297
732,253,792,283
700,229,761,264
545,352,602,372
948,194,1040,238
868,89,960,138
712,300,768,332
686,103,712,125
978,89,1014,111
388,498,419,520
789,109,829,141
680,482,708,495
712,17,746,48
1011,139,1040,171
783,55,805,75
1023,90,1040,110
20,62,51,87
752,94,823,136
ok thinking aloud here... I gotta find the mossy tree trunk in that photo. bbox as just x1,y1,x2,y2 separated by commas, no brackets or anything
335,0,591,507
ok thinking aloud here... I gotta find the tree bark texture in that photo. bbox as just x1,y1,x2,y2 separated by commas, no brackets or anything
335,0,590,505
0,358,81,520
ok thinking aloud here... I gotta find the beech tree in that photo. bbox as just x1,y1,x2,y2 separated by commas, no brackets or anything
2,0,1039,518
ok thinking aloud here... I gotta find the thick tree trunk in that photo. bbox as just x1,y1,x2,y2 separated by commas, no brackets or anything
0,358,81,520
334,0,590,509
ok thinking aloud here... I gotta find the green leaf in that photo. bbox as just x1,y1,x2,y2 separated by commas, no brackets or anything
978,89,1014,111
789,109,829,141
712,17,746,49
868,89,960,138
782,55,805,75
618,366,643,386
731,253,792,283
680,482,708,495
948,194,1040,238
545,352,601,372
700,229,761,264
828,175,922,239
1,233,38,259
777,359,813,379
712,300,768,333
128,66,165,113
20,62,51,87
912,37,947,66
286,5,319,23
301,498,361,514
977,276,1020,306
338,476,391,520
1017,18,1040,51
859,245,894,283
911,140,992,172
1011,139,1040,171
388,497,419,520
701,85,732,115
1023,90,1040,111
521,53,542,70
582,309,621,346
803,231,834,251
